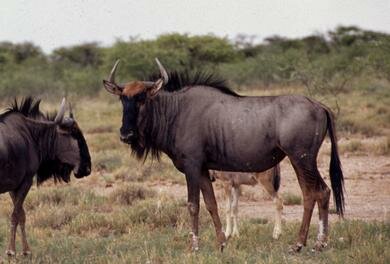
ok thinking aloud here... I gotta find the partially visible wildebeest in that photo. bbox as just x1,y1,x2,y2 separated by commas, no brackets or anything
210,165,283,240
103,59,344,252
0,97,91,256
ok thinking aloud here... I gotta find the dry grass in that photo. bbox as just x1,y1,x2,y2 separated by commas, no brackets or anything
109,184,156,205
282,192,302,206
339,136,390,156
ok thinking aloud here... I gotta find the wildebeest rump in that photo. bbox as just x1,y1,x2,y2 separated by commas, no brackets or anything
0,97,91,256
103,59,344,252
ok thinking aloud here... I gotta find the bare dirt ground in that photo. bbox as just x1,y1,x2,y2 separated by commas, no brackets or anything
149,141,390,225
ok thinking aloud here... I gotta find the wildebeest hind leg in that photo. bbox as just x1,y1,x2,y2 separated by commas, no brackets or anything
288,160,317,253
258,169,283,239
231,186,240,238
223,182,233,239
200,172,226,251
313,177,331,252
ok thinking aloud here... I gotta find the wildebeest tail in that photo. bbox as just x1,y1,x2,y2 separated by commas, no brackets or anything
325,108,345,216
272,164,281,192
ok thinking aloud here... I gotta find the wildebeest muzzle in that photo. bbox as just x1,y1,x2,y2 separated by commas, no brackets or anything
120,130,135,144
74,165,91,178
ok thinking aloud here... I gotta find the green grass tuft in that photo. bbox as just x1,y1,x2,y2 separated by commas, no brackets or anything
282,192,302,206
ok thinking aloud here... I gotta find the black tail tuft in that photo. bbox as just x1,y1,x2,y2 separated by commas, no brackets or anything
325,109,345,216
272,164,281,192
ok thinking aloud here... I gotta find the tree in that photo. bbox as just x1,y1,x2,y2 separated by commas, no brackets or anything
52,43,103,67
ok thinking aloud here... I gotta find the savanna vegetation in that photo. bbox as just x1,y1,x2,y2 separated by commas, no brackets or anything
0,26,389,263
1,25,389,136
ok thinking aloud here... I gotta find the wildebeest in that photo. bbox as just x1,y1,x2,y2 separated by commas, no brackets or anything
210,165,283,240
103,59,344,252
0,97,91,256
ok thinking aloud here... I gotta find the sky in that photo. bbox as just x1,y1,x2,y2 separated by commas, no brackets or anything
1,0,389,53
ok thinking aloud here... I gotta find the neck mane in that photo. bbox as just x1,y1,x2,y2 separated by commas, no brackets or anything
26,118,58,162
132,93,179,161
148,70,241,96
132,71,240,161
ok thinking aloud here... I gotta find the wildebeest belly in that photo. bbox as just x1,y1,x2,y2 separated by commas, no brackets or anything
205,143,285,173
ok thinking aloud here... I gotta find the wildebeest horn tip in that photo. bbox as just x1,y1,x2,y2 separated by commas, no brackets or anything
54,98,66,124
155,58,168,84
108,59,120,83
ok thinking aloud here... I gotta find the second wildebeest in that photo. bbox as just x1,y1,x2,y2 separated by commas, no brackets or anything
0,97,91,256
103,59,344,252
210,165,283,240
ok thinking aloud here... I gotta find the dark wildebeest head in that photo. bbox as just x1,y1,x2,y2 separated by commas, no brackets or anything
49,101,91,180
0,97,91,256
6,97,92,183
104,59,344,253
102,59,168,147
42,101,91,182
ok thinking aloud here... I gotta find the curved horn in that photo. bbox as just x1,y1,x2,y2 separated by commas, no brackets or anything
54,98,66,124
155,58,168,84
69,102,74,119
108,60,120,83
142,81,156,88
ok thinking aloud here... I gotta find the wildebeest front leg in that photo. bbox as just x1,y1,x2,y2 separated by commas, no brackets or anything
185,168,201,251
200,172,226,251
6,192,18,257
7,179,31,257
19,207,31,255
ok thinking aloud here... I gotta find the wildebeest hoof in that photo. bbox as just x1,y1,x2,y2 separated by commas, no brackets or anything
232,232,240,238
5,249,15,257
272,233,281,240
288,243,303,253
189,232,199,252
220,242,226,252
272,229,281,240
22,250,32,256
191,245,199,252
312,241,328,252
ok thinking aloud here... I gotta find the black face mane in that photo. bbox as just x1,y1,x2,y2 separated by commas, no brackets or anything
1,96,73,185
148,70,240,97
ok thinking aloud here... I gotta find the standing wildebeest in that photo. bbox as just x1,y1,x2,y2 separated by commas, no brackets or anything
103,59,344,252
210,165,283,240
0,97,91,256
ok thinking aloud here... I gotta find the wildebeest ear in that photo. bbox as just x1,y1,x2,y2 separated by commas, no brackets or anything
148,79,164,97
60,117,75,129
103,80,123,95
